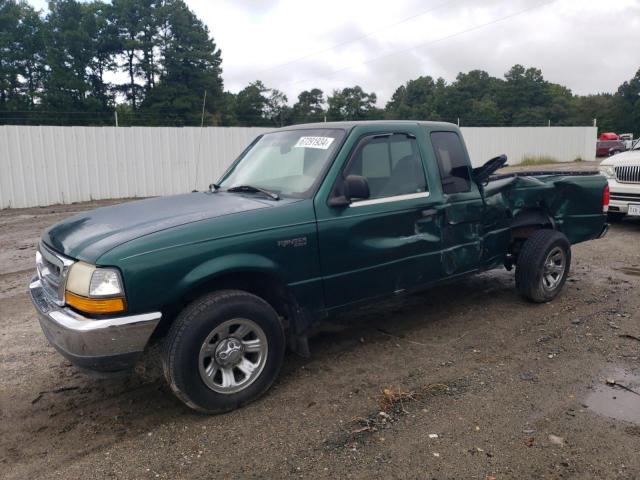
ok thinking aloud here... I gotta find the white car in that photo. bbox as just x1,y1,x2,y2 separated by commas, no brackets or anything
599,140,640,220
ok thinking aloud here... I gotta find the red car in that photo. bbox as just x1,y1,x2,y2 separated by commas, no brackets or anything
596,133,627,157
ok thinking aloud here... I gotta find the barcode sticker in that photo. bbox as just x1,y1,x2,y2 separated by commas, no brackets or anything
294,136,335,150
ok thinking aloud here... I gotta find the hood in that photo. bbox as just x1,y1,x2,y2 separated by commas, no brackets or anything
600,149,640,166
43,192,273,262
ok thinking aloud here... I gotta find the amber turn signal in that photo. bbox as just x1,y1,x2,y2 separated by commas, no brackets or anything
66,291,126,314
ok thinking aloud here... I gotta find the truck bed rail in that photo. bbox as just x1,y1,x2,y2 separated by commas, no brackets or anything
490,170,599,181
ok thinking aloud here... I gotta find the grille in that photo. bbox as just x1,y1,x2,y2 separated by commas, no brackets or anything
615,165,640,183
36,243,74,306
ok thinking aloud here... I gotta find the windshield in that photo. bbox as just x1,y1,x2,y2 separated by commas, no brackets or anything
219,128,345,198
633,139,640,150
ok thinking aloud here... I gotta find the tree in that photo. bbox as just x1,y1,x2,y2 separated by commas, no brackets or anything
233,80,269,126
546,83,572,125
0,0,46,114
614,68,640,135
42,0,96,114
464,97,502,126
226,81,294,127
444,70,503,125
499,65,551,125
327,86,377,121
139,0,223,125
82,1,119,111
1,0,639,132
385,76,450,121
291,88,325,123
567,94,613,130
111,0,149,110
264,88,289,126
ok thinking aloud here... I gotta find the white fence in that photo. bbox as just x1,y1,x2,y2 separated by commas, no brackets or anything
461,126,597,167
0,125,597,209
0,126,271,209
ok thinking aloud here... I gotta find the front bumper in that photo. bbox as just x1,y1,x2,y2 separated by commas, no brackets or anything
30,277,161,372
607,178,640,214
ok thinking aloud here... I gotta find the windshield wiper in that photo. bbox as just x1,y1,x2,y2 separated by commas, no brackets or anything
226,185,280,200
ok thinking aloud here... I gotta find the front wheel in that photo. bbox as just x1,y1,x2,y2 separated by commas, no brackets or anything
515,230,571,303
162,290,285,413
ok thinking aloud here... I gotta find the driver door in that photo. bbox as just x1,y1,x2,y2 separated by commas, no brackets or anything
314,126,445,309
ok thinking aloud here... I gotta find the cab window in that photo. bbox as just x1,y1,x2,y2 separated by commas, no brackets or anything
343,133,427,199
431,131,471,194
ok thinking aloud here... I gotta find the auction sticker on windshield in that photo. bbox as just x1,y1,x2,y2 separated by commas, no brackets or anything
294,136,335,149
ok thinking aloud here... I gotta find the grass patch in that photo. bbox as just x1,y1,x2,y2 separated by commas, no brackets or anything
518,155,559,166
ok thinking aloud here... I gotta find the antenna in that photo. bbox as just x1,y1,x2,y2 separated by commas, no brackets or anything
193,90,207,190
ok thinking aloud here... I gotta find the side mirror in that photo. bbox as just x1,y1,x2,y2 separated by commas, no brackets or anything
328,175,370,207
344,175,370,200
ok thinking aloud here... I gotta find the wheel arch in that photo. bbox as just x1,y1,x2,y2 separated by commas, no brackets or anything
156,256,311,354
510,209,555,242
506,209,556,267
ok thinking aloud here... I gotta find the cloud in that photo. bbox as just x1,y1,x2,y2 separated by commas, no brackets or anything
190,0,639,104
26,0,640,105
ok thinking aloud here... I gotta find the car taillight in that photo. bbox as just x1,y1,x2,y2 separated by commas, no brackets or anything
602,184,610,213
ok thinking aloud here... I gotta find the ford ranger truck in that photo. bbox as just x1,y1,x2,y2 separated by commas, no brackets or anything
599,139,640,220
30,121,609,413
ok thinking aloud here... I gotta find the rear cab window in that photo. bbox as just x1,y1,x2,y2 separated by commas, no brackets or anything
430,131,471,194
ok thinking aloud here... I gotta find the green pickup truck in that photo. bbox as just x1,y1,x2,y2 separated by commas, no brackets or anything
30,121,609,413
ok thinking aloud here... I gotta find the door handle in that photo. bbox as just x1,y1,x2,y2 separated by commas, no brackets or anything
421,208,438,217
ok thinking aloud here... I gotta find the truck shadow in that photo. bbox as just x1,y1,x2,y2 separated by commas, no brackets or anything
608,216,640,231
6,267,522,476
299,268,517,369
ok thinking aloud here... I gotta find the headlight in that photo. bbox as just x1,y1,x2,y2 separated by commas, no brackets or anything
89,269,123,296
599,166,615,179
65,262,126,314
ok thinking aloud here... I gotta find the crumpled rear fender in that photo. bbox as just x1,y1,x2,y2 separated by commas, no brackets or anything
483,173,607,244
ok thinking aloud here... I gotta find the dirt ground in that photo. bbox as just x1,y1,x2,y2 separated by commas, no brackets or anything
2,170,640,479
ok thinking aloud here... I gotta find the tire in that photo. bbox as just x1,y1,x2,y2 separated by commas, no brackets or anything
515,229,571,303
608,149,622,157
607,212,626,222
162,290,285,413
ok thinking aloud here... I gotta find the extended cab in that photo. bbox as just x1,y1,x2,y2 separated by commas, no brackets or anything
30,121,609,412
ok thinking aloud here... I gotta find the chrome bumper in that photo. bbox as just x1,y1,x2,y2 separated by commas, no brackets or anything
608,178,640,213
30,277,161,372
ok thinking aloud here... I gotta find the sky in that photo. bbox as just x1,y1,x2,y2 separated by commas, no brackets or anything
27,0,640,105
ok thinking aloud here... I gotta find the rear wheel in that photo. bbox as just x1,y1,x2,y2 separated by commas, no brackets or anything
515,230,571,303
162,290,285,413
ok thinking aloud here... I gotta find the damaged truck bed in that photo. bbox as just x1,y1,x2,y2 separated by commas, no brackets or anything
484,170,609,247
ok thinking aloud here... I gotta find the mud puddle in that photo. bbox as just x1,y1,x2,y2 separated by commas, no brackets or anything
585,366,640,425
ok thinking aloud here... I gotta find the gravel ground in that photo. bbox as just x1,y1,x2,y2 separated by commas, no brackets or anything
2,166,640,480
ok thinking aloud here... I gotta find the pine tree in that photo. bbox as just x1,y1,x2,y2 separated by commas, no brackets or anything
140,0,223,125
